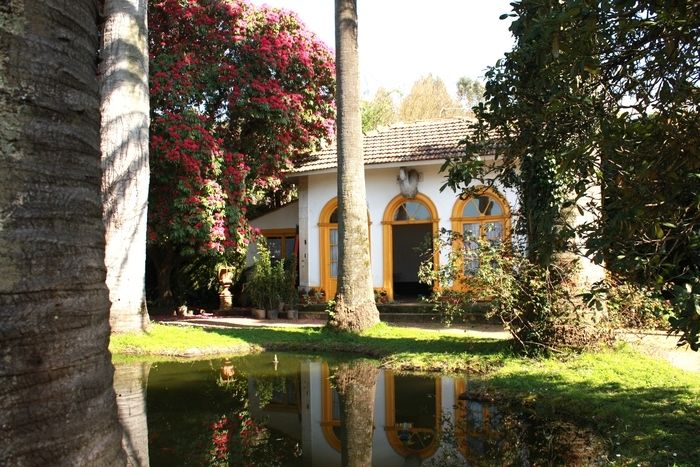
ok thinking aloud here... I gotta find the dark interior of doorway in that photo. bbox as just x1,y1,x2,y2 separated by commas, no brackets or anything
392,223,433,301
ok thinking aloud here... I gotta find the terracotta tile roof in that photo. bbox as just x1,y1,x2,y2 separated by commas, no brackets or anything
291,118,474,174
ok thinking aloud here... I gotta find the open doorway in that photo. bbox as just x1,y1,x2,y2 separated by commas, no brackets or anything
391,223,433,301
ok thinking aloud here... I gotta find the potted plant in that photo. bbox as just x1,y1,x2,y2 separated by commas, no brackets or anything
284,256,299,320
246,239,284,319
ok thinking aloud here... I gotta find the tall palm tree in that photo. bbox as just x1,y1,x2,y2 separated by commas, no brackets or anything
100,0,150,333
0,1,125,463
330,0,380,332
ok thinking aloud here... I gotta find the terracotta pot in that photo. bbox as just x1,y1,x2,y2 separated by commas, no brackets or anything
251,308,266,319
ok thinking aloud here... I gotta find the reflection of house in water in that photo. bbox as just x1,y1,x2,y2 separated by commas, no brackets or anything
247,361,499,466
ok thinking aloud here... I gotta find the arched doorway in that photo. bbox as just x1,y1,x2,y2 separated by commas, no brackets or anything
382,194,439,301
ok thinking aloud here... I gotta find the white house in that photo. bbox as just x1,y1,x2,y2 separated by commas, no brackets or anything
250,118,518,301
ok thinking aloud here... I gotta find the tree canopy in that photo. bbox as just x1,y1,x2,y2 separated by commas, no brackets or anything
145,0,335,305
398,74,463,122
443,0,700,349
148,0,335,292
456,76,485,113
361,87,397,132
148,0,335,260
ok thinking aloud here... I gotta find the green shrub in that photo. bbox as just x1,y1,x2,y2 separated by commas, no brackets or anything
246,240,286,311
420,229,611,353
594,279,671,330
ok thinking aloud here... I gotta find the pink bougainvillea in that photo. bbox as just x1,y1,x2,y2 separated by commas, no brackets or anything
148,0,335,259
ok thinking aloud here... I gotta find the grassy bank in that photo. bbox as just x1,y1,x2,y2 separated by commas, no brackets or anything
110,322,511,372
110,322,700,465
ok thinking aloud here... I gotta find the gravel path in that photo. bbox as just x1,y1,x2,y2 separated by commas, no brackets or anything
616,330,700,373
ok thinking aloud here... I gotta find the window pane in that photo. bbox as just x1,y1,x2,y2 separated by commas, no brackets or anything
484,221,503,242
462,223,480,240
478,196,492,215
330,229,338,278
285,237,296,258
489,199,503,216
267,237,282,259
406,201,430,220
394,204,408,221
329,208,338,223
462,199,479,217
462,223,480,273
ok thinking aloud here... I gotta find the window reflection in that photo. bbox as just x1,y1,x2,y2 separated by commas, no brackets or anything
330,229,338,278
394,201,431,221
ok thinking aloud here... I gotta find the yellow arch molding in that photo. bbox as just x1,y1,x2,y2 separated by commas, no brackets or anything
449,186,512,291
318,197,372,300
318,198,338,300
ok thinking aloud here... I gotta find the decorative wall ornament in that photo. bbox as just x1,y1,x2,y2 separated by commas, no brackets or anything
398,167,420,198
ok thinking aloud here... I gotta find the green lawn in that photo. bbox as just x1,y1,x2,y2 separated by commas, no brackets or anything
110,322,511,372
110,322,700,466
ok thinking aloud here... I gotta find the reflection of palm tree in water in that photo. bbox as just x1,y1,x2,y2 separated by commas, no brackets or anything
333,361,380,467
114,362,151,467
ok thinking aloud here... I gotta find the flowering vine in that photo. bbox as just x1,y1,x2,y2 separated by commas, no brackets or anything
148,0,335,262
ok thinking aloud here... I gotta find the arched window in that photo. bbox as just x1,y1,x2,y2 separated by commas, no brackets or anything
319,198,371,300
393,200,431,221
319,199,339,299
451,189,510,273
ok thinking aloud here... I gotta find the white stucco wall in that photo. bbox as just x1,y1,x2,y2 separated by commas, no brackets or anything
246,201,299,267
299,162,518,291
249,201,299,231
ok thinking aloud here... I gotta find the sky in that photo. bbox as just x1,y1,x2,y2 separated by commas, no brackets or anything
249,0,516,99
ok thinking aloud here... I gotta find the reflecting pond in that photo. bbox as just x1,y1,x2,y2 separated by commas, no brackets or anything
114,353,607,466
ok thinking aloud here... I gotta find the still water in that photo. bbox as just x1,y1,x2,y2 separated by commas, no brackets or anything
114,353,605,466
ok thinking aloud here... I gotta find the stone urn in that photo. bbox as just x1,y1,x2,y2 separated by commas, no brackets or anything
218,267,234,312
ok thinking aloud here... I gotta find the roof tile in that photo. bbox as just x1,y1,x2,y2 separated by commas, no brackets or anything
292,118,473,174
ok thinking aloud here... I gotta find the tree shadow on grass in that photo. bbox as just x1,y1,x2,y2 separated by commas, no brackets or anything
482,369,700,466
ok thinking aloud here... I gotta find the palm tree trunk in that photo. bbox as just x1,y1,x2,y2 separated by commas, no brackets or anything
0,1,125,464
330,0,380,333
100,0,150,333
